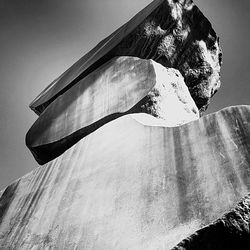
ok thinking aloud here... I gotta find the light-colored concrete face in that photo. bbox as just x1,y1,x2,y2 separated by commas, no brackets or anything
1,106,250,249
26,57,157,149
26,56,199,165
29,0,221,114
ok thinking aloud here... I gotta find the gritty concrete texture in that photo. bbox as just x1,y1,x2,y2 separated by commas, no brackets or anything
30,0,221,115
26,56,198,165
1,105,250,249
132,66,199,125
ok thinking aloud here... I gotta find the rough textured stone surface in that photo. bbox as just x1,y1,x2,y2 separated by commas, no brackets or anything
26,56,198,165
30,0,221,115
172,194,250,249
133,67,199,125
1,106,250,249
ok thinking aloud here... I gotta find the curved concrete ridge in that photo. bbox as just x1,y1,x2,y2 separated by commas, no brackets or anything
130,104,250,127
26,56,198,165
1,105,250,249
29,0,221,114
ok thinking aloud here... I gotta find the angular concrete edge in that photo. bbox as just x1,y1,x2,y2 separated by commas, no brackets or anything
172,194,250,250
29,0,165,115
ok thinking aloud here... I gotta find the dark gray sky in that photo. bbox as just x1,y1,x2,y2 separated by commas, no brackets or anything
0,0,249,190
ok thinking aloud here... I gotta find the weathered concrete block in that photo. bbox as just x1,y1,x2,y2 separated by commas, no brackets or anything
30,0,221,115
26,56,198,164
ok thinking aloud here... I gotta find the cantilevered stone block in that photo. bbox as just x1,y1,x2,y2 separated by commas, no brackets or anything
1,106,250,249
29,0,221,115
26,56,199,165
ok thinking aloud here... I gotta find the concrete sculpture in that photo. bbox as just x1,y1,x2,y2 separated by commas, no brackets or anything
0,0,249,249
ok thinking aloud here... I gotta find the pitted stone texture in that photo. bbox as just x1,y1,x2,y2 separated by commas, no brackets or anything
115,0,222,113
132,68,199,127
26,56,198,165
30,0,221,115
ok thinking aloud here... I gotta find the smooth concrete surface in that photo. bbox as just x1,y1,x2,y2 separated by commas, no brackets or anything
1,105,250,249
29,0,221,114
26,57,198,165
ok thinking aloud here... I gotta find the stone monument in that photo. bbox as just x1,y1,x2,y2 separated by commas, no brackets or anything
0,0,249,249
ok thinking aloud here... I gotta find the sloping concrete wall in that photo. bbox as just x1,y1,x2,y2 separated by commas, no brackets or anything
1,105,250,249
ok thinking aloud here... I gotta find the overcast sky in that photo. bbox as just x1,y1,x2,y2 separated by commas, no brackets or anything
0,0,249,190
